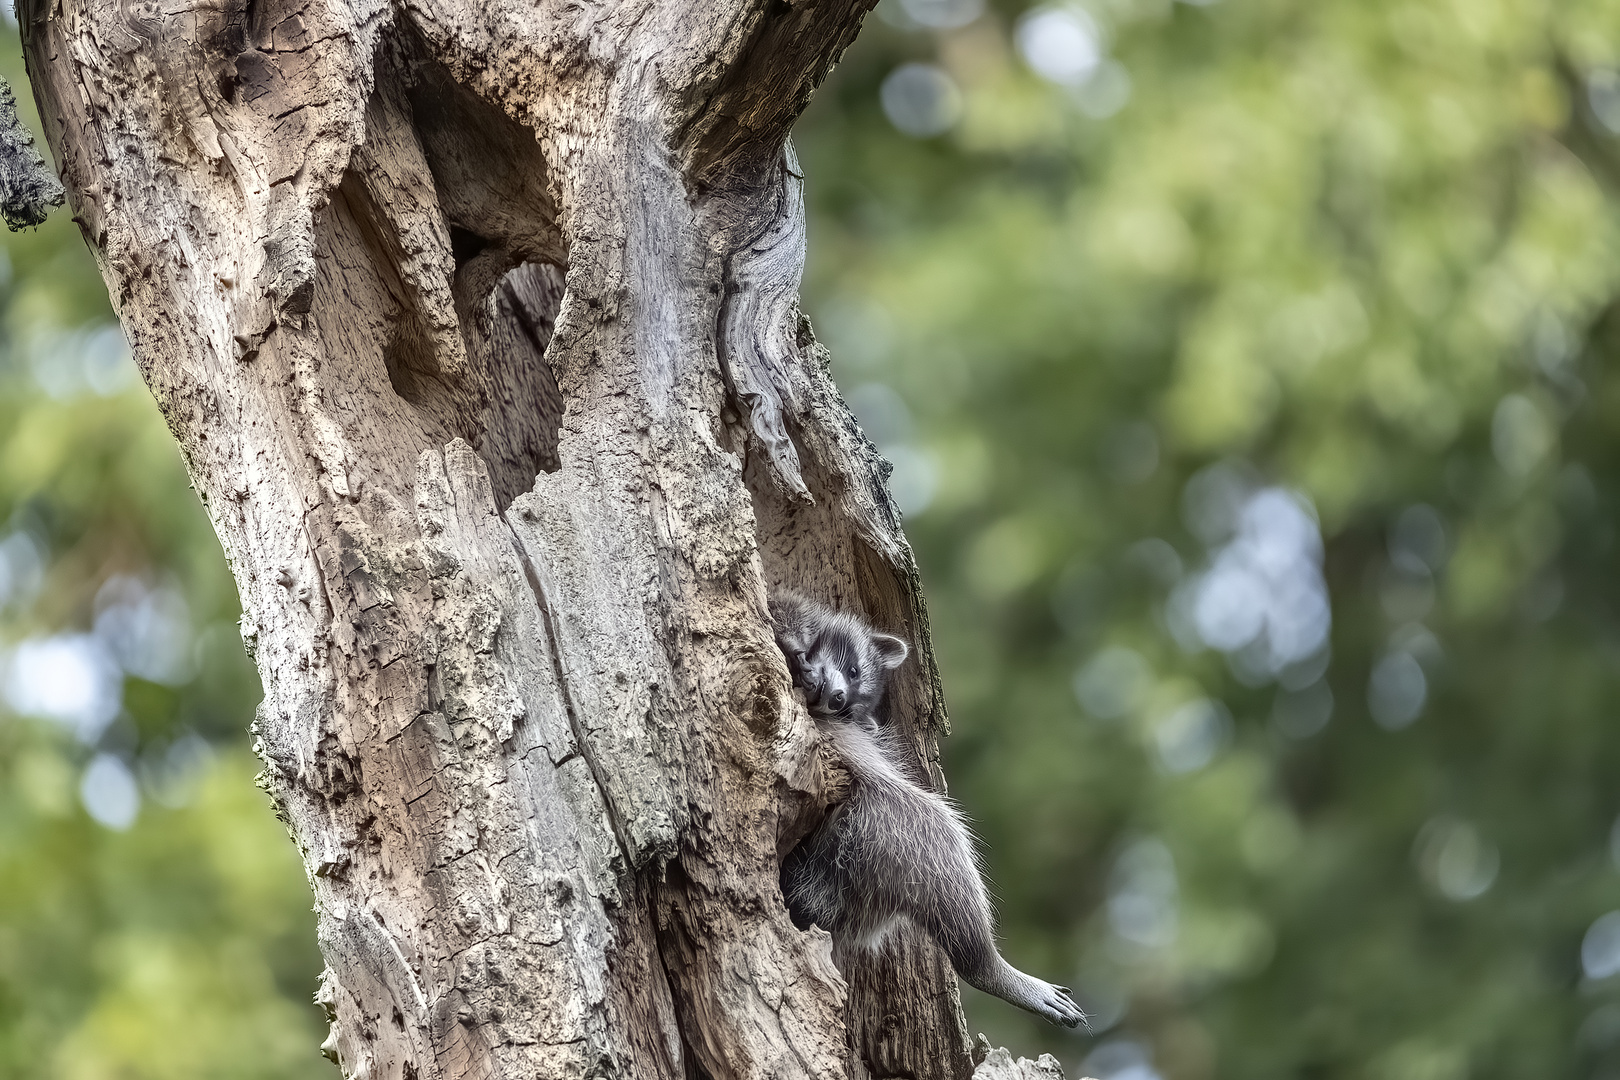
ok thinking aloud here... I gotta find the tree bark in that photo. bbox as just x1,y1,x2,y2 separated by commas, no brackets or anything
19,1,993,1077
0,78,62,229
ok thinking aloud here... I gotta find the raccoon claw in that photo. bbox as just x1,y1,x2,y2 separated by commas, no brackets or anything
1024,979,1086,1028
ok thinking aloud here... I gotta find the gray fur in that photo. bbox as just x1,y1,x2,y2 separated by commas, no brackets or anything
769,592,1084,1028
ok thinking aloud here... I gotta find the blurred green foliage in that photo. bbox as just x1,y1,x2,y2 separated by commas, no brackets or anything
7,0,1620,1077
0,726,326,1079
797,0,1620,1076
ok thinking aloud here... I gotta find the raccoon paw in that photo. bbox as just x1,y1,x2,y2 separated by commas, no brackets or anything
1031,981,1086,1028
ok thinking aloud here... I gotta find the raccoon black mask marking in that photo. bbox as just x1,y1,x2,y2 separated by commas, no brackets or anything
768,591,1084,1028
772,592,909,724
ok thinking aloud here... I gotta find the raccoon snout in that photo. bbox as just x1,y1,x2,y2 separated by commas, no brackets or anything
828,688,847,712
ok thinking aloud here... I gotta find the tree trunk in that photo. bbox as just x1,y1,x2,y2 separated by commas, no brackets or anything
19,1,994,1077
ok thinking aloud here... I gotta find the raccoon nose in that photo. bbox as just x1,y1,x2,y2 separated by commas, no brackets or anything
829,689,847,712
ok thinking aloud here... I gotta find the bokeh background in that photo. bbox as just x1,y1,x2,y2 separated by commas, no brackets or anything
5,0,1620,1076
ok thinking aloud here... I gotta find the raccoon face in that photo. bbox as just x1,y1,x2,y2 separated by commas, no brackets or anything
794,613,909,723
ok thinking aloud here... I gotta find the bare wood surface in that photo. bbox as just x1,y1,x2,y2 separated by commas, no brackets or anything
972,1046,1077,1080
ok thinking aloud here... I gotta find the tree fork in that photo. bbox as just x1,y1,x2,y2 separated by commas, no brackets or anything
19,0,989,1076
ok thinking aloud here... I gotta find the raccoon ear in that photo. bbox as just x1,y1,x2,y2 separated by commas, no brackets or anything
871,632,909,670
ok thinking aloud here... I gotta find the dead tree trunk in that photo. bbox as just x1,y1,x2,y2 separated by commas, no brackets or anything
19,1,994,1077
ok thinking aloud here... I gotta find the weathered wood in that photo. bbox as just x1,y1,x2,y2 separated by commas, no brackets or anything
972,1045,1077,1080
18,0,990,1076
0,78,61,230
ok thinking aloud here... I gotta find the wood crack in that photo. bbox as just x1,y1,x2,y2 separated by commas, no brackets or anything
502,514,637,880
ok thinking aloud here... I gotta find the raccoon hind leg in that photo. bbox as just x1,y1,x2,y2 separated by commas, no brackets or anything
781,811,852,934
857,782,1088,1028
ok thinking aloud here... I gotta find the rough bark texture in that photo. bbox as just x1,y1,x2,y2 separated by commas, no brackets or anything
20,0,999,1077
970,1046,1079,1080
0,77,62,229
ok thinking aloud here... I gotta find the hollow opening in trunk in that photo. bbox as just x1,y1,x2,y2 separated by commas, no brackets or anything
314,37,571,512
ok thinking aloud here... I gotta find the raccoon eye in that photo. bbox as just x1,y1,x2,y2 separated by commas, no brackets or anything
846,667,858,680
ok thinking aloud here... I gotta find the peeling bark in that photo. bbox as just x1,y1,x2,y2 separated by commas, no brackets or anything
20,0,1013,1076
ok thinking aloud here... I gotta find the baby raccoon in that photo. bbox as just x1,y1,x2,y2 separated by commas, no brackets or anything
769,591,1084,1028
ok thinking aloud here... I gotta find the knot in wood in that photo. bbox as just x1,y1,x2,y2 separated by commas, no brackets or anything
724,643,787,738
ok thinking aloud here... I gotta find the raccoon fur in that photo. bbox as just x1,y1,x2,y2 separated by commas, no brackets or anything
769,591,1084,1028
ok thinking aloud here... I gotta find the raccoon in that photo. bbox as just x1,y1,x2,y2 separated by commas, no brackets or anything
769,591,1084,1028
